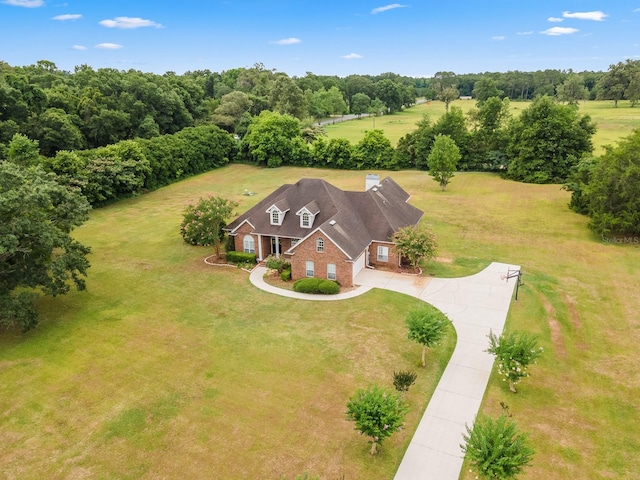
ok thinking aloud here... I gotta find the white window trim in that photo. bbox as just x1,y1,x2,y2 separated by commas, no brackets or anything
377,245,389,262
327,263,336,280
316,238,325,253
243,235,255,254
301,212,311,228
305,260,315,277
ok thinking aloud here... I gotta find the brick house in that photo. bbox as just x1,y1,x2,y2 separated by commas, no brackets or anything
224,175,423,286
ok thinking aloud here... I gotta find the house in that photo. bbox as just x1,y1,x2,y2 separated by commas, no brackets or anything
224,175,423,286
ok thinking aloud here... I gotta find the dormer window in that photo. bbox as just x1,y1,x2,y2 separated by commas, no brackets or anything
271,210,280,225
301,212,310,228
297,201,319,228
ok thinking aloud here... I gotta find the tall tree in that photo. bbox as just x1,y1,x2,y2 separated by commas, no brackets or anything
269,75,307,119
505,96,595,183
472,77,504,105
556,74,588,105
427,134,461,191
350,92,371,117
180,196,237,256
0,163,91,331
597,62,629,107
243,110,304,167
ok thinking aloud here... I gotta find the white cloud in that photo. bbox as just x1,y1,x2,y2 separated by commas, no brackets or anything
95,43,123,49
371,3,407,14
540,27,579,36
563,11,608,21
517,31,534,35
72,45,87,50
271,37,301,45
99,17,162,29
492,36,506,41
548,17,563,22
1,0,43,7
342,53,363,60
52,14,82,21
635,8,640,13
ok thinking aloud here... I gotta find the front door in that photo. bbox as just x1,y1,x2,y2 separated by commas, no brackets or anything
271,237,282,256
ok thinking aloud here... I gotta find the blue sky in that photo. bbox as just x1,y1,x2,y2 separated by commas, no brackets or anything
1,1,639,77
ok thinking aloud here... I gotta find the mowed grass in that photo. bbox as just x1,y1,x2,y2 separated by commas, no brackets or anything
325,99,640,154
0,165,456,480
2,165,639,479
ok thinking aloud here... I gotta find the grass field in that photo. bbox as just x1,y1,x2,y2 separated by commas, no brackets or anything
324,99,640,155
1,165,639,479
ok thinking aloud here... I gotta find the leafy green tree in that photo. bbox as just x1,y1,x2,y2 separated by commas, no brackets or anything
374,79,403,113
350,92,371,117
269,75,307,119
352,129,394,169
211,91,252,132
505,96,595,183
556,74,588,106
33,107,85,156
7,133,40,166
345,385,409,455
0,162,91,331
467,97,511,170
462,414,535,480
472,77,504,106
597,62,629,107
431,106,469,163
487,331,543,393
392,224,437,269
244,110,304,167
581,130,640,235
395,115,436,170
427,134,461,191
405,306,450,367
180,196,238,256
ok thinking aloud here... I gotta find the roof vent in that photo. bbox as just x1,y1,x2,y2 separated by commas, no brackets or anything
329,220,336,226
372,187,378,192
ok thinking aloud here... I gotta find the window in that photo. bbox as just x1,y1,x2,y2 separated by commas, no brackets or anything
305,260,315,277
301,212,310,228
327,263,336,280
377,245,389,262
243,235,255,254
271,210,280,225
316,238,324,253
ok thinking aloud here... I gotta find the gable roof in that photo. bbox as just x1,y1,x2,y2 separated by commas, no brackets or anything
225,177,423,259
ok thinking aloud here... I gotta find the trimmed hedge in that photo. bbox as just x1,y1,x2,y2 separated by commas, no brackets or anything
293,278,340,295
226,251,256,264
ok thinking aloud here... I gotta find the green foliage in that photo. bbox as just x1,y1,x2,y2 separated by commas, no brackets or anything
505,96,596,183
487,331,544,393
225,251,257,264
0,163,91,331
405,306,450,367
392,224,438,268
352,129,394,170
579,130,640,236
180,196,237,254
345,385,409,455
244,110,305,167
264,255,291,273
427,134,461,190
392,370,417,393
7,133,40,166
462,414,535,480
292,278,339,295
280,269,291,281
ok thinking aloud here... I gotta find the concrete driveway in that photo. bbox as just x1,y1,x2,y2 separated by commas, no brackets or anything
249,262,520,479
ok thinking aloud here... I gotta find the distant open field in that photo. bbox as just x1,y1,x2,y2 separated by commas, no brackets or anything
325,99,640,155
1,165,639,479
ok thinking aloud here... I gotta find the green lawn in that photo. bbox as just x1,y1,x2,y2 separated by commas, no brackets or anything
1,165,639,479
325,99,640,155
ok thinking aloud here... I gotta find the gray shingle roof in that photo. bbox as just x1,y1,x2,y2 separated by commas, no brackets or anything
225,177,423,259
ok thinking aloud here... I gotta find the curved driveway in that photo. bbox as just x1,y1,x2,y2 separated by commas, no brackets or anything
249,262,520,479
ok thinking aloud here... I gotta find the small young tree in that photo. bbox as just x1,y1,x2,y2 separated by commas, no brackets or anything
180,195,238,256
427,134,461,191
393,370,417,395
461,414,535,480
405,307,450,367
392,225,438,269
487,331,544,393
345,385,408,455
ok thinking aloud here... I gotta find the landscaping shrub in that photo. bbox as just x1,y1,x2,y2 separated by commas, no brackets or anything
281,269,291,281
226,251,256,264
265,255,291,272
293,278,339,294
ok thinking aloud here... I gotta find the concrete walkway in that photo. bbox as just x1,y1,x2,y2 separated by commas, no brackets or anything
249,262,520,479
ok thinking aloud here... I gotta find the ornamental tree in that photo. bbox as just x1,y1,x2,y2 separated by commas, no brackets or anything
427,134,461,191
180,196,237,256
487,331,544,393
392,224,437,269
345,385,408,455
461,414,535,480
0,162,91,331
405,306,450,367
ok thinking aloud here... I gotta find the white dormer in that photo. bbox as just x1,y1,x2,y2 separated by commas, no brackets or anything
266,199,290,226
296,200,320,228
